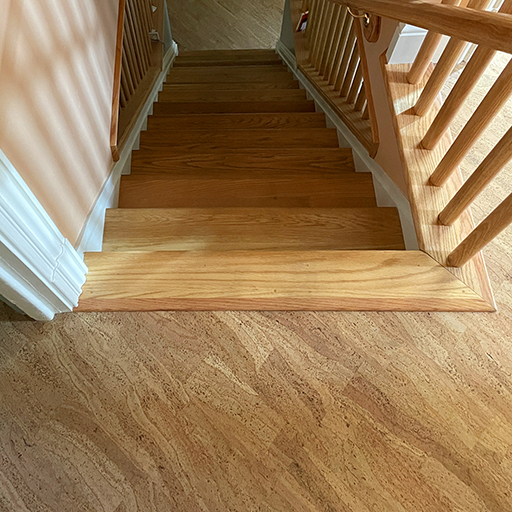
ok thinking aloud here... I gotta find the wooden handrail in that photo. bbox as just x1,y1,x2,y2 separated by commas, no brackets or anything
110,0,126,162
329,0,512,55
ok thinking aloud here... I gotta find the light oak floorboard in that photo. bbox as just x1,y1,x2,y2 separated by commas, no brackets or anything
118,174,377,208
76,250,490,312
129,148,356,174
102,207,406,252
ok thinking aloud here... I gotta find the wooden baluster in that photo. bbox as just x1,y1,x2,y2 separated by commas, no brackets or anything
340,47,360,98
327,13,352,85
133,0,152,68
126,0,147,77
413,0,491,116
413,39,469,115
439,125,512,225
347,62,363,104
407,33,445,85
354,83,366,111
121,51,135,97
334,25,356,91
430,60,512,186
362,104,369,119
422,0,512,148
313,2,335,70
305,0,319,47
124,9,143,83
120,83,127,108
319,4,343,77
447,193,512,267
309,0,327,67
421,46,496,148
406,0,468,85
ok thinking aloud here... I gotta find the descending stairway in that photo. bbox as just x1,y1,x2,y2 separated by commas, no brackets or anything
76,49,487,312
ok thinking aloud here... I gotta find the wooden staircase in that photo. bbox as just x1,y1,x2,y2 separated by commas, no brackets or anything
76,49,492,312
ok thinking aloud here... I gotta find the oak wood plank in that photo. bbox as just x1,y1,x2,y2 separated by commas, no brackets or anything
166,65,294,83
158,88,307,103
76,251,493,312
102,207,405,252
163,81,300,90
130,148,356,174
146,113,327,131
118,174,377,208
153,100,317,115
139,128,340,149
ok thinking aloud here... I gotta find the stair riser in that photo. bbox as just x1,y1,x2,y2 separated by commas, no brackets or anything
153,101,316,115
146,113,327,131
158,89,306,103
118,176,377,209
130,149,356,174
139,129,340,149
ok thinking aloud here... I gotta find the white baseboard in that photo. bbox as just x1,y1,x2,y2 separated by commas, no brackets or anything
276,40,418,250
76,42,179,255
0,149,88,320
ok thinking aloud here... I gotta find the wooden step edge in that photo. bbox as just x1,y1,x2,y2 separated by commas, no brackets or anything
174,60,284,68
178,49,280,59
76,251,494,312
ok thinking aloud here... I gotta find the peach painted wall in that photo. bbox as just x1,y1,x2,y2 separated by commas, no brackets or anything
0,0,118,245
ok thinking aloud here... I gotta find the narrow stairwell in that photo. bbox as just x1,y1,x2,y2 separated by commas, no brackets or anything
76,49,485,312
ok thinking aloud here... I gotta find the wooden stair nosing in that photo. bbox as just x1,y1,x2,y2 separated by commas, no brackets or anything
76,251,494,312
145,112,328,131
129,148,356,174
118,174,377,209
152,100,317,115
157,88,307,103
139,128,340,149
102,207,405,252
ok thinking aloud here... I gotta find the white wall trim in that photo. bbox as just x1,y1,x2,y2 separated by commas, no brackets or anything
76,42,179,255
0,149,88,320
276,40,418,250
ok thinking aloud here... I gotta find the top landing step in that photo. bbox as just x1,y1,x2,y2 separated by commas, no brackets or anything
175,49,282,67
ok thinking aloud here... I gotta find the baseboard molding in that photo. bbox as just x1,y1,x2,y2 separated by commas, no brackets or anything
76,42,179,255
0,150,87,320
276,40,418,250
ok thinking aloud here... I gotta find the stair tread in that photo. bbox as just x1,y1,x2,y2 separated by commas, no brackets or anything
130,147,355,174
140,128,340,148
158,88,306,103
166,66,294,84
174,57,283,67
118,174,377,208
103,208,405,252
76,250,490,312
146,113,327,131
153,100,316,115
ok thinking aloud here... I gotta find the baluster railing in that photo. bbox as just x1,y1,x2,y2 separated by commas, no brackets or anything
296,0,379,155
110,0,164,161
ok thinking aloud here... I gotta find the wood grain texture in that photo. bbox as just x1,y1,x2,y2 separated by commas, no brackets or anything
146,112,328,131
163,80,301,89
166,66,294,83
157,88,306,103
102,207,406,252
383,62,495,308
153,99,317,115
76,251,491,311
118,173,378,208
130,148,356,174
139,128,340,149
